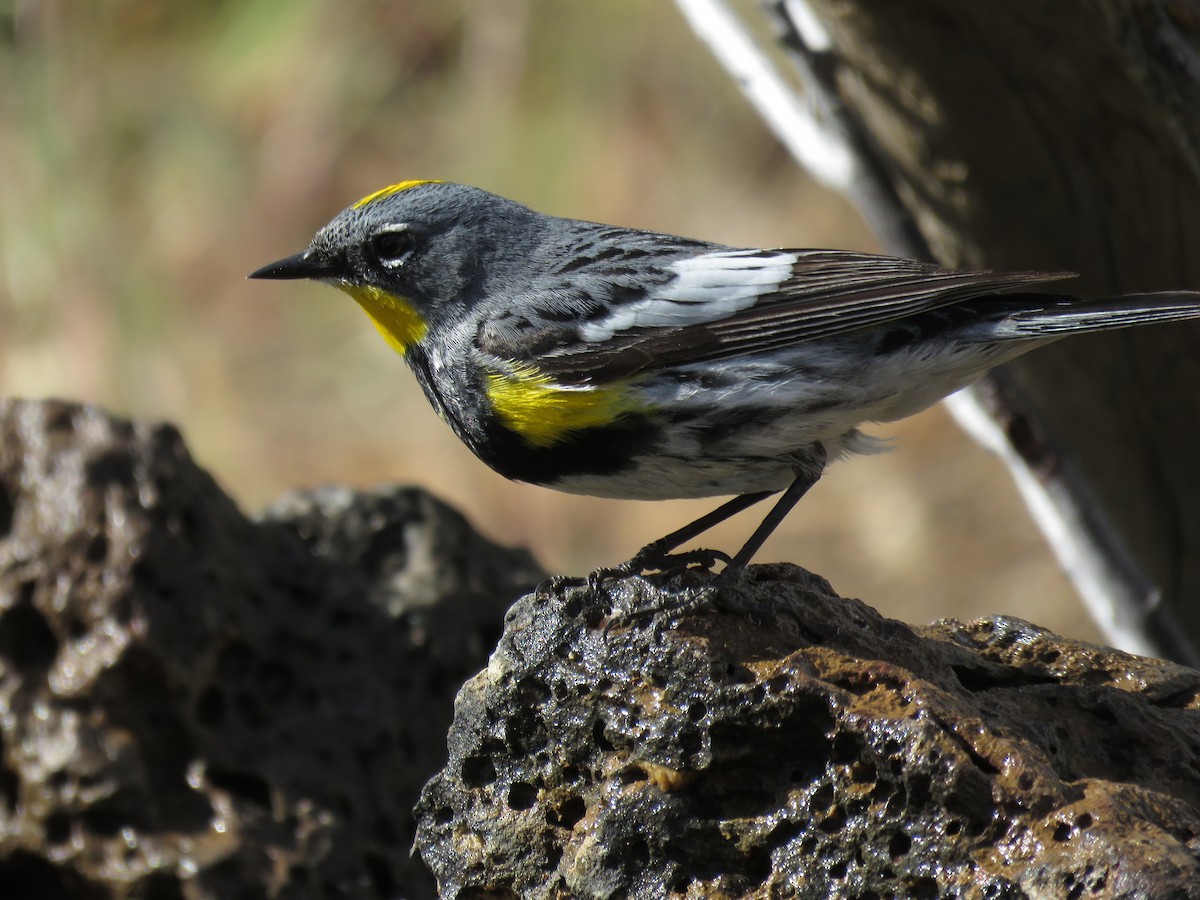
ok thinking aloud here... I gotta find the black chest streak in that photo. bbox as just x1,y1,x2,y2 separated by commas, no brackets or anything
475,414,661,487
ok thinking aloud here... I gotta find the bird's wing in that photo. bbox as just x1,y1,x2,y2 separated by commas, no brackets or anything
478,246,1074,385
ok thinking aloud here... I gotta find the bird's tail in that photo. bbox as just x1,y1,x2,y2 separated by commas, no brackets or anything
986,291,1200,339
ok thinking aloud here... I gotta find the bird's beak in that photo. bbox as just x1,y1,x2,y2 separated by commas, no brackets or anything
247,249,334,281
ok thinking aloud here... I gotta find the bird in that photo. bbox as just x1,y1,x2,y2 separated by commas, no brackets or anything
249,180,1200,574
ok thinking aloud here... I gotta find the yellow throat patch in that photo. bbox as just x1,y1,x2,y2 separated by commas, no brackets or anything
341,180,440,352
486,363,640,447
339,284,428,354
352,180,443,209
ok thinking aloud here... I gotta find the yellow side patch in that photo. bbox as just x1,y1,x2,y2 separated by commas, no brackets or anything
338,284,428,354
486,364,639,447
352,180,443,210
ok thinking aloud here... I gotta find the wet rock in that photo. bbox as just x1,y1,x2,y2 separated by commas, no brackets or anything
0,398,541,899
415,566,1200,899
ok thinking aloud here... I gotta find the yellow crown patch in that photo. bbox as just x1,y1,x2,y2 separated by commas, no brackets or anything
352,180,443,210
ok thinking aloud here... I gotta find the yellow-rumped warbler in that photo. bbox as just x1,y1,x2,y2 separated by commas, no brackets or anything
250,180,1200,573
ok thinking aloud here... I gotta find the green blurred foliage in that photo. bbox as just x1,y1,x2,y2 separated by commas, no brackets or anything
0,0,1092,637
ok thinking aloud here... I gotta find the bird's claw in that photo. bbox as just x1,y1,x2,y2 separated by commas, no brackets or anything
587,546,731,589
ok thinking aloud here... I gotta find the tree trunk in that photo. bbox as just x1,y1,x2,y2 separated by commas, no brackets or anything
680,0,1200,661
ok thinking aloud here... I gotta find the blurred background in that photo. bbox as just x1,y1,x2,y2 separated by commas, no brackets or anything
0,0,1097,639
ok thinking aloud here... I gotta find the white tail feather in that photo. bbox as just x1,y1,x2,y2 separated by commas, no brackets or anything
988,291,1200,339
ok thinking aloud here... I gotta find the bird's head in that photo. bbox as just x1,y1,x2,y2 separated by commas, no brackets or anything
249,180,538,354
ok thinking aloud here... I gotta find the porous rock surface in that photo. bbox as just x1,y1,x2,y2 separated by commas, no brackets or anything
416,566,1200,899
0,398,541,898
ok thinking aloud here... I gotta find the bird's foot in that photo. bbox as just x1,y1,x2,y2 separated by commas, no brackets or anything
587,545,731,590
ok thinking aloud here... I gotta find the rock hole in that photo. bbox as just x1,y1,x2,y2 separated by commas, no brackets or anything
907,774,931,807
507,782,538,811
765,674,789,693
84,449,135,489
850,760,877,784
84,533,108,564
617,765,647,785
206,765,271,808
461,755,497,788
593,720,614,752
548,795,586,830
720,663,755,684
810,783,835,810
625,835,650,867
679,729,702,757
44,812,72,845
817,805,847,833
829,732,861,764
516,676,551,704
0,591,58,673
65,615,89,641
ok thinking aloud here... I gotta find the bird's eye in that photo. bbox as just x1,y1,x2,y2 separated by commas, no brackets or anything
370,228,415,267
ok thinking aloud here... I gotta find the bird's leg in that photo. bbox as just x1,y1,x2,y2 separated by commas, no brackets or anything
614,490,776,575
589,471,821,622
722,470,818,575
595,448,826,583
